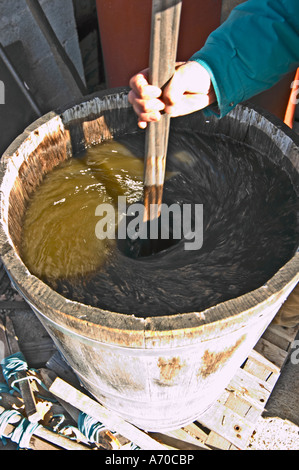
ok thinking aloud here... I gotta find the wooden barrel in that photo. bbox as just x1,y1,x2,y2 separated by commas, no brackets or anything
0,89,298,431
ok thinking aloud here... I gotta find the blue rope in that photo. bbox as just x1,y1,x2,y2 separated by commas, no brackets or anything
10,417,40,450
78,412,140,449
1,352,28,391
1,356,139,449
51,413,85,441
0,409,40,449
51,413,66,433
130,442,141,450
1,352,55,400
78,412,108,444
0,383,12,395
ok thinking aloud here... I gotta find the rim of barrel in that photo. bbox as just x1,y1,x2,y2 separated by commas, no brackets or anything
0,89,298,343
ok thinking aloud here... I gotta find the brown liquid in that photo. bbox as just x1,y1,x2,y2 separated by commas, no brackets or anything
21,131,298,317
21,140,144,280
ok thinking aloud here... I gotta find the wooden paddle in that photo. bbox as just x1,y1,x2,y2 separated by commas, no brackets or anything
143,0,182,222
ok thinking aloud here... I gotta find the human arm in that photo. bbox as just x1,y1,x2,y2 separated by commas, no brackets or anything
129,0,299,126
190,0,299,117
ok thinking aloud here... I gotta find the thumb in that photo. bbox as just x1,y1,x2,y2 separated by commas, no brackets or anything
163,61,212,105
166,93,213,117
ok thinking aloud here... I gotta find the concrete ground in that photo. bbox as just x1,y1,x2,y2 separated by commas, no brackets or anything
246,340,299,450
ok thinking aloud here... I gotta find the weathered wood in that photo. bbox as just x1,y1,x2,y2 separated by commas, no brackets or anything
223,393,261,424
49,377,168,450
149,432,209,450
4,315,19,355
3,317,54,422
254,337,289,368
0,394,59,450
205,432,232,450
25,0,86,101
43,368,205,450
266,324,299,344
253,324,299,369
46,351,81,388
26,435,61,451
226,367,272,410
0,43,42,127
0,402,92,450
20,338,56,368
163,427,209,450
0,316,10,355
17,372,41,423
261,324,298,351
0,393,24,412
28,422,93,450
40,368,80,422
144,0,182,221
183,422,210,446
197,401,255,450
4,315,40,423
0,316,10,382
194,326,299,450
243,349,281,386
40,367,131,450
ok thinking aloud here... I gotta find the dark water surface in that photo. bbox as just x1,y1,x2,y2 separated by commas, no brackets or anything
21,131,298,317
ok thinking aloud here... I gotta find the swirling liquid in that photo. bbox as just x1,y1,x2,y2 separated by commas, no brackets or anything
21,131,298,317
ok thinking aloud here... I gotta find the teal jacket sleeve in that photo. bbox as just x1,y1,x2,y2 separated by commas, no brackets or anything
190,0,299,117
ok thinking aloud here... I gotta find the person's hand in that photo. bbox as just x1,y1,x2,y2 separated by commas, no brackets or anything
128,61,216,129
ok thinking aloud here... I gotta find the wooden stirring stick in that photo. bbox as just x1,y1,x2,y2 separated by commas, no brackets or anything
143,0,182,222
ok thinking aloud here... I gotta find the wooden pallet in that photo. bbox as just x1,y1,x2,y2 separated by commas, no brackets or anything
43,321,298,451
165,323,299,450
1,305,298,450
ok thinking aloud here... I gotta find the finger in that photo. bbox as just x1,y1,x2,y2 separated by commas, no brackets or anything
129,91,165,112
137,111,162,129
137,113,161,129
129,72,148,93
128,90,145,117
129,92,165,122
128,89,136,105
138,120,148,129
139,110,162,123
129,91,162,125
139,98,165,113
130,72,161,99
129,68,150,87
